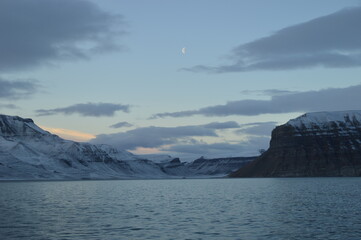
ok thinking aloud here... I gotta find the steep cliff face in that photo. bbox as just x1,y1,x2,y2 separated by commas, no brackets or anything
230,111,361,177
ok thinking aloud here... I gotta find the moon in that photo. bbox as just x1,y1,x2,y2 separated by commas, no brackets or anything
181,47,186,55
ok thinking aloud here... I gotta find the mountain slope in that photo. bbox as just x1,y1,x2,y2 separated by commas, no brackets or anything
0,114,250,180
0,115,169,180
230,110,361,177
187,156,255,176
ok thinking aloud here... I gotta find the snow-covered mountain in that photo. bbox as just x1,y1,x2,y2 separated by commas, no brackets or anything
0,115,171,180
0,114,253,180
231,110,361,177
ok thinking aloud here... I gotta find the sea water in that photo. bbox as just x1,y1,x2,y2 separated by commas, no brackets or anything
1,178,361,240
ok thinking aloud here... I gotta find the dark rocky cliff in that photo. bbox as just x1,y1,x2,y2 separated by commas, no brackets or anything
230,111,361,177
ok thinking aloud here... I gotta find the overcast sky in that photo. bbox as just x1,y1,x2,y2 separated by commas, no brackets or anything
1,0,361,160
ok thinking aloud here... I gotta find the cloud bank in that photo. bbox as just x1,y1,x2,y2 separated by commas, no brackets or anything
162,142,248,156
159,123,276,158
152,84,361,118
91,121,240,150
36,103,130,117
183,6,361,73
0,0,124,72
161,137,269,158
92,120,274,159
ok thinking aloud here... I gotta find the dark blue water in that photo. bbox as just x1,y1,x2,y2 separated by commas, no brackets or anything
1,178,361,240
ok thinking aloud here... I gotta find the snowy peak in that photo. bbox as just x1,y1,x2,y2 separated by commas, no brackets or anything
0,114,49,137
287,110,361,132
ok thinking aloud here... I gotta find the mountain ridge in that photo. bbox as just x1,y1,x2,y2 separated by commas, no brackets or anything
0,114,252,180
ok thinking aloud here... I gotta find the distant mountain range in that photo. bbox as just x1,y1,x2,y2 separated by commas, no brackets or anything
0,114,254,180
230,110,361,177
6,110,359,180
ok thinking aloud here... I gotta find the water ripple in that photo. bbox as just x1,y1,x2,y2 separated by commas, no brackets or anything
1,178,361,239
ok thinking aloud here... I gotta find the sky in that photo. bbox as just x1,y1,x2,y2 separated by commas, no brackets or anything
1,0,361,160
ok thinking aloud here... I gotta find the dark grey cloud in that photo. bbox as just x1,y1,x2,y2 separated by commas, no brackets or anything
0,0,125,72
183,6,361,73
36,102,130,117
91,121,239,150
152,84,361,118
110,121,133,129
0,78,39,99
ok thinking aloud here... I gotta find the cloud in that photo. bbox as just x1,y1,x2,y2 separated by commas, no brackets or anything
109,121,133,129
0,78,39,99
183,6,361,73
168,123,275,157
93,121,273,159
36,102,130,117
91,121,239,150
237,122,277,137
151,84,361,118
161,136,270,159
240,89,298,96
0,104,18,109
0,0,125,72
162,142,246,155
203,121,240,129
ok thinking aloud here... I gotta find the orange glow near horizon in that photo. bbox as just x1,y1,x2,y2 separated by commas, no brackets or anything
40,125,96,142
131,147,162,155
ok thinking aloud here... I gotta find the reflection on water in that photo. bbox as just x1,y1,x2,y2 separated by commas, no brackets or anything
1,178,361,240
